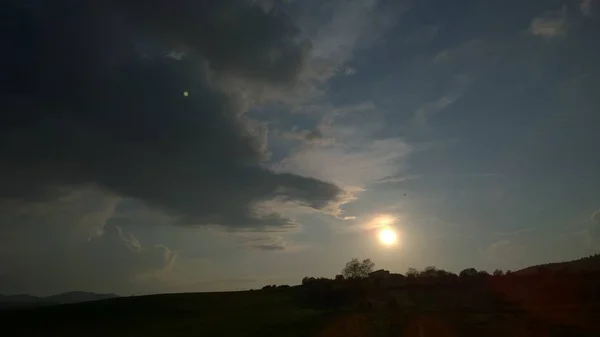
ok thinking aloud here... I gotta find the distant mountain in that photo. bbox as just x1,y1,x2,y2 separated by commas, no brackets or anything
514,254,600,276
0,291,118,309
44,291,118,304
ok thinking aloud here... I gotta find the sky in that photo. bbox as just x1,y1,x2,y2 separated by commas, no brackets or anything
1,0,599,296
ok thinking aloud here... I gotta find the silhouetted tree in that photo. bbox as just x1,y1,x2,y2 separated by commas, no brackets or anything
493,269,504,276
420,266,439,278
342,258,375,279
406,266,458,284
436,269,458,281
459,268,478,278
302,277,316,285
406,268,419,279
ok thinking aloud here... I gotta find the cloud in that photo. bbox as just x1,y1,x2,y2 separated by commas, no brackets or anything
409,94,460,129
281,128,335,146
233,228,311,252
530,6,567,38
223,0,405,110
373,174,422,185
344,67,357,76
0,188,120,243
83,223,180,292
277,137,411,188
580,0,597,17
271,100,411,220
246,237,287,251
0,0,346,230
592,209,600,223
296,0,405,82
237,231,294,251
115,226,143,253
0,204,177,295
133,243,179,283
252,99,408,221
112,0,310,83
156,244,178,272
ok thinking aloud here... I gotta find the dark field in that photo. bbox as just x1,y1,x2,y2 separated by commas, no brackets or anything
2,290,334,337
3,278,600,337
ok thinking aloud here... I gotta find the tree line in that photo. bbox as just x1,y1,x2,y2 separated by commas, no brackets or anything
300,258,510,284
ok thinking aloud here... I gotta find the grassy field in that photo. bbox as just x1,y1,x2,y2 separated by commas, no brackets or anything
3,286,600,337
2,289,337,337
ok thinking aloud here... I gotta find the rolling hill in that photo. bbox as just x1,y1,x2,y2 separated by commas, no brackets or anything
514,254,600,276
0,291,118,309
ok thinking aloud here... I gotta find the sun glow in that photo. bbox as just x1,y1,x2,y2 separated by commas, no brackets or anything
378,227,398,246
374,215,394,226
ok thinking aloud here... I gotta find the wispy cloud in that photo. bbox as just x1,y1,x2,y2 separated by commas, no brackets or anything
115,226,143,253
280,128,335,146
275,100,411,187
216,224,306,252
300,0,406,81
155,244,178,273
246,237,287,251
530,6,567,39
373,174,422,185
272,99,412,223
239,234,309,252
375,172,505,185
132,243,179,284
277,137,411,188
592,209,600,223
409,95,460,129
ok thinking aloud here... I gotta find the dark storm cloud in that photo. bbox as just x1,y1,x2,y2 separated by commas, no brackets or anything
110,0,310,83
0,0,343,228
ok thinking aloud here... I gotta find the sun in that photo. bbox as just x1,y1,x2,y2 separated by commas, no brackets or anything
378,227,398,246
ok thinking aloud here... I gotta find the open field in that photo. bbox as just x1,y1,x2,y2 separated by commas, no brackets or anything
3,283,600,337
1,290,333,337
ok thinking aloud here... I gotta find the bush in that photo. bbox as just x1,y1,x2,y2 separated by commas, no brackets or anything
342,258,374,279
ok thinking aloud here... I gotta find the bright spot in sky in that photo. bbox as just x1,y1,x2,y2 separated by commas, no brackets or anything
375,215,394,226
378,227,398,246
183,91,189,97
